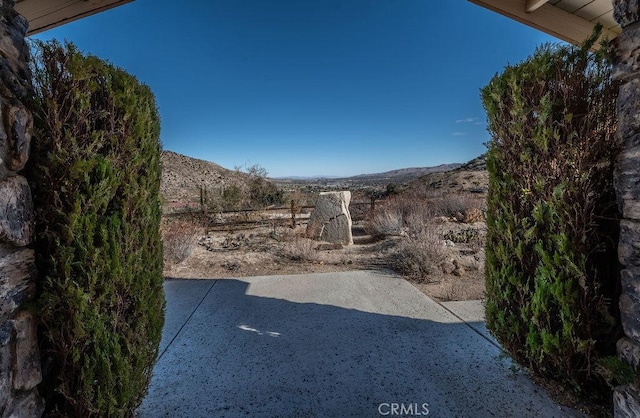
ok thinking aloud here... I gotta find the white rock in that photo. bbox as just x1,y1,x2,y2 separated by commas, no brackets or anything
306,191,353,245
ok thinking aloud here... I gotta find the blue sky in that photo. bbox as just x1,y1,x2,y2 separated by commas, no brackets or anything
34,0,559,177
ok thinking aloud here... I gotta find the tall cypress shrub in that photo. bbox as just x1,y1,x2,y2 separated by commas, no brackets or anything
482,29,623,398
26,40,164,416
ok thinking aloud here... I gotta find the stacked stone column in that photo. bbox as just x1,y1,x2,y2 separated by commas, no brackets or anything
0,1,43,416
613,1,640,416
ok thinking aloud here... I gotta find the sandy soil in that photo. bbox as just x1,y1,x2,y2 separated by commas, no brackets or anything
164,219,487,302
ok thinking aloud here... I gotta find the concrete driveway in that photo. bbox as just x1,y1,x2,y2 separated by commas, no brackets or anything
138,271,582,417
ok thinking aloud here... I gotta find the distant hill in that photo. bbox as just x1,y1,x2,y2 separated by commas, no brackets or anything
161,150,488,213
456,154,486,172
274,163,462,188
160,151,250,208
411,154,488,194
346,164,462,183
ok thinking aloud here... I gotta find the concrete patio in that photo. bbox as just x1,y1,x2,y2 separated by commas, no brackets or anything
138,270,583,417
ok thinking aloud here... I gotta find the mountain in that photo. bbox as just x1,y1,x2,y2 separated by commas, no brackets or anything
346,164,462,183
160,151,250,208
411,154,488,194
456,154,486,171
273,164,463,188
161,150,488,213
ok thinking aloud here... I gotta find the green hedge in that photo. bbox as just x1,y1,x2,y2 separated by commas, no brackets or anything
481,30,624,399
27,40,164,416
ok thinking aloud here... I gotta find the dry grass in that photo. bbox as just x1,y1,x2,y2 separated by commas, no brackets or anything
162,219,203,266
279,238,319,262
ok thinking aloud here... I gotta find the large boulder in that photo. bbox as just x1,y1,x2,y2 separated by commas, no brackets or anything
306,191,353,245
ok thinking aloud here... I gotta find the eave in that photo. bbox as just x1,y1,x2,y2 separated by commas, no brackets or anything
15,0,133,35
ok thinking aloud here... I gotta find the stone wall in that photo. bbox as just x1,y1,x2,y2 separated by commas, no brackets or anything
613,1,640,416
0,1,43,416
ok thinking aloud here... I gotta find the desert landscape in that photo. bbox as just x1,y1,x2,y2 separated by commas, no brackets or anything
157,152,605,414
160,151,489,302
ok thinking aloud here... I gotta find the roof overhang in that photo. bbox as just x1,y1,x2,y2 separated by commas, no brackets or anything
15,0,134,35
468,0,620,46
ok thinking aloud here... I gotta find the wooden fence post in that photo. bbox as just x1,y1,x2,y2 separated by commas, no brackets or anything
291,199,296,228
201,185,209,235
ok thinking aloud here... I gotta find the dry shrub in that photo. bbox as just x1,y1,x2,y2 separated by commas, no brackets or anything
349,199,372,222
365,195,436,237
280,238,318,262
394,218,447,282
428,192,485,219
162,219,202,265
463,207,484,223
443,228,479,244
367,193,484,281
366,209,404,237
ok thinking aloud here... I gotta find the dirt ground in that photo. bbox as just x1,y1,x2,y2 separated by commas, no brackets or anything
163,218,487,302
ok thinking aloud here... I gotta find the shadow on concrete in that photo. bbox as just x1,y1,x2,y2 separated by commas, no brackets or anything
138,274,581,418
